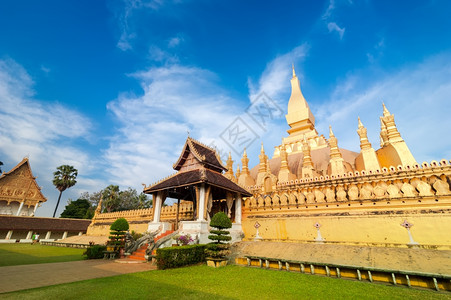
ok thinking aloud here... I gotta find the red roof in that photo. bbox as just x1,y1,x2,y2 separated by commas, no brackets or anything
0,216,91,232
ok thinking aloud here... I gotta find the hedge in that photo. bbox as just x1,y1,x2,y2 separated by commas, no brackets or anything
156,244,206,270
84,245,107,259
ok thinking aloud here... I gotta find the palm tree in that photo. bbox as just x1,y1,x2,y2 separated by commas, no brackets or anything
102,185,120,212
52,165,78,218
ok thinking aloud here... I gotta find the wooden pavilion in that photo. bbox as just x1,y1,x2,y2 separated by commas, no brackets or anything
143,137,251,243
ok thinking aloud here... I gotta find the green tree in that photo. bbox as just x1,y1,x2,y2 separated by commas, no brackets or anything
79,191,103,210
206,212,232,260
103,185,120,213
117,188,152,211
60,198,93,219
0,161,3,173
137,192,152,209
52,165,78,218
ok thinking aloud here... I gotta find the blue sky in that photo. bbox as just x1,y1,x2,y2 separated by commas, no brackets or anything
1,0,451,217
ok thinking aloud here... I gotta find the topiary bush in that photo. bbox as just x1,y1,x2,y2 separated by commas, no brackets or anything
108,218,129,252
156,244,206,270
84,245,107,259
206,212,232,260
110,218,129,231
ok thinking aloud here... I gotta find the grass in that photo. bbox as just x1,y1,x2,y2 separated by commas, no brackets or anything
0,243,85,266
2,265,448,299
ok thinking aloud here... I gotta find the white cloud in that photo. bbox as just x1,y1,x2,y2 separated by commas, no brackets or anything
114,0,175,51
0,58,103,217
248,44,308,102
168,36,183,48
327,22,345,39
313,53,451,164
104,64,248,189
322,0,336,19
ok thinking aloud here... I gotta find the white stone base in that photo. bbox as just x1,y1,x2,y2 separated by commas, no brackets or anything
178,221,244,244
39,239,55,242
148,221,172,234
230,223,245,243
179,220,210,244
0,239,16,243
19,239,32,243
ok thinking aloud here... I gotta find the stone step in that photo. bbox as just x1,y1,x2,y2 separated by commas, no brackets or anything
128,255,146,261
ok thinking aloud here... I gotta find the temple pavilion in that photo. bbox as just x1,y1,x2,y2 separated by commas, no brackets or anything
0,158,46,216
143,137,251,243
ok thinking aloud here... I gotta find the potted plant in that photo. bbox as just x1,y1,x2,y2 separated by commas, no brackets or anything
108,218,129,258
206,212,232,267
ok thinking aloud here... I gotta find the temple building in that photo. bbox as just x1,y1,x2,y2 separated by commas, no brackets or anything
143,137,251,243
0,158,46,216
87,66,451,251
243,66,417,189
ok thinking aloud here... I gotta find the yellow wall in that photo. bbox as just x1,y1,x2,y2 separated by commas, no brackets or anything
242,213,451,249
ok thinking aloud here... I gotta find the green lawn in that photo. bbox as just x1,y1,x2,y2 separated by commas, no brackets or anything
2,265,448,299
0,243,85,266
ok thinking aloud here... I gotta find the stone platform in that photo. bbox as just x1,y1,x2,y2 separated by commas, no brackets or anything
52,234,108,246
231,241,451,275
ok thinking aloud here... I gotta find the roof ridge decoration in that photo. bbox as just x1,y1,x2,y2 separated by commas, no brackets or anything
187,138,206,162
0,157,33,179
187,137,228,170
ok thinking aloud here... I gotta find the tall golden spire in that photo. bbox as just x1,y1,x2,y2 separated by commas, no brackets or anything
256,143,269,185
380,117,389,147
357,117,372,150
224,152,235,182
258,143,268,174
301,135,315,178
380,103,402,143
377,103,417,168
328,126,342,160
285,66,317,138
238,147,255,187
355,117,381,172
328,125,346,176
278,144,296,182
241,148,250,174
302,135,314,169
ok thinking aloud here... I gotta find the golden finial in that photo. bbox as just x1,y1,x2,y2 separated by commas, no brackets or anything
292,63,296,77
382,102,390,117
329,125,335,137
261,142,265,153
243,147,247,157
358,116,364,129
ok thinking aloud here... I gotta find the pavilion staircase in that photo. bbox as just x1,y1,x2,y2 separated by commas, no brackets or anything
127,230,175,261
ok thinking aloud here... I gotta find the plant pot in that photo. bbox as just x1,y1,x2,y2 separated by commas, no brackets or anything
206,259,228,268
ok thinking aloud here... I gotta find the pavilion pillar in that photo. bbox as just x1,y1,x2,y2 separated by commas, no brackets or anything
175,199,180,230
62,231,68,239
6,230,13,240
153,191,165,223
45,231,51,240
78,231,83,236
16,201,24,216
235,193,242,224
197,184,206,221
26,231,33,239
33,202,40,215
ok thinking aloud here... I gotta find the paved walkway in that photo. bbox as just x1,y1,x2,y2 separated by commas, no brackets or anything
0,260,156,294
